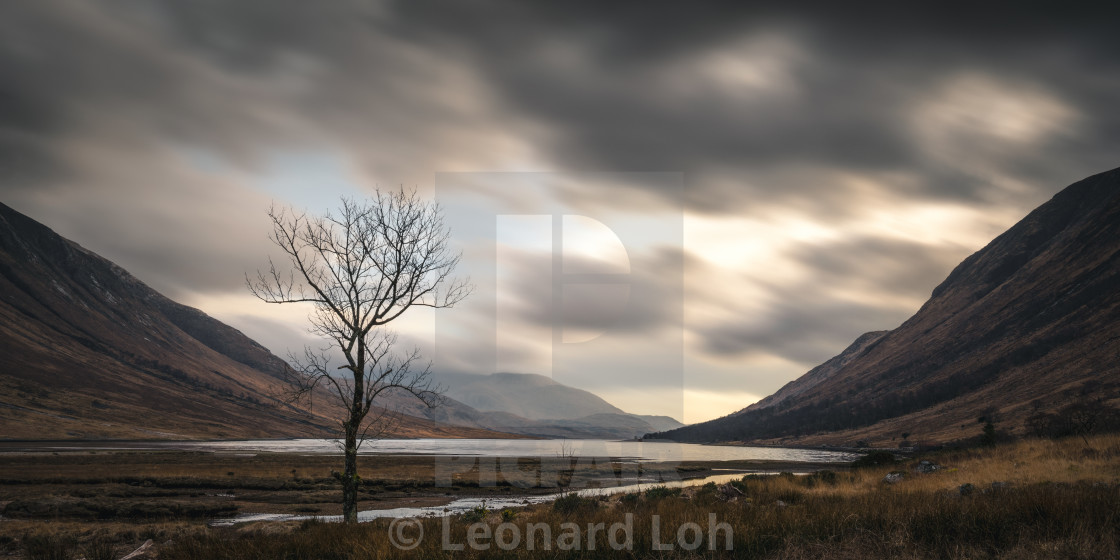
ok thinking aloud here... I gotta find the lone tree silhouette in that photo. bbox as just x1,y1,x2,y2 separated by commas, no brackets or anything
248,190,471,523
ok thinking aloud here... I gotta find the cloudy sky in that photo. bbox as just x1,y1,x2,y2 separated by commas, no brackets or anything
3,2,1119,423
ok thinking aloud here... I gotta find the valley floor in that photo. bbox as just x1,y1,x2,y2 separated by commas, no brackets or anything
1,434,1118,558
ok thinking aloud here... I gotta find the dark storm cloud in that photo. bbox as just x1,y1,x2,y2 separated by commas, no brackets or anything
2,0,1120,393
0,2,270,176
695,236,973,365
391,2,1120,210
701,296,901,366
787,236,971,302
4,2,1119,211
0,0,501,297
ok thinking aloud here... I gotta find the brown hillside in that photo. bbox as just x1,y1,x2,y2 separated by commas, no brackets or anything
0,202,507,440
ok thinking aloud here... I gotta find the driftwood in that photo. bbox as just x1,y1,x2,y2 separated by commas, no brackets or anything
720,483,745,500
118,539,153,560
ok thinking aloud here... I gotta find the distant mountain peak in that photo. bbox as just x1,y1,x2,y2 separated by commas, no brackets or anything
422,371,684,437
488,372,561,385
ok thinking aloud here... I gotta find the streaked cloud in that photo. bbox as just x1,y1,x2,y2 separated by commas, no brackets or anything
2,1,1119,422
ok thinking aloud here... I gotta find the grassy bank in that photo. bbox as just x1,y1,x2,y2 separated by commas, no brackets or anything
165,434,1120,558
161,482,1118,559
3,435,1118,558
0,448,762,558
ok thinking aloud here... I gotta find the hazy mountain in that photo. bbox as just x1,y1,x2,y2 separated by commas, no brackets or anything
655,167,1120,446
437,372,624,420
417,372,685,438
0,202,508,440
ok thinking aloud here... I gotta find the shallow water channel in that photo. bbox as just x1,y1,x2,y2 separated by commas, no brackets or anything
212,471,779,526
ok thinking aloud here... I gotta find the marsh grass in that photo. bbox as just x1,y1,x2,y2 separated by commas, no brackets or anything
156,482,1119,559
21,533,75,560
156,434,1120,559
3,520,200,560
7,435,1119,558
80,538,116,560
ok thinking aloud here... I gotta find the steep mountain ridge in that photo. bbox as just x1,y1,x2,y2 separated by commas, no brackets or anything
655,167,1120,445
741,330,889,415
0,202,505,440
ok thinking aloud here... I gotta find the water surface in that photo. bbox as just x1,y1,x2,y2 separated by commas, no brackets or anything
211,471,774,526
171,438,858,464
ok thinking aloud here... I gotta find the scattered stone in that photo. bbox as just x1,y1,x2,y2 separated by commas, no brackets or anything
915,460,942,474
883,472,906,484
958,483,975,496
774,500,787,507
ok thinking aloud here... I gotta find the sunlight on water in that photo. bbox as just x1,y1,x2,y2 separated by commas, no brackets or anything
211,472,783,526
195,438,857,526
177,438,858,463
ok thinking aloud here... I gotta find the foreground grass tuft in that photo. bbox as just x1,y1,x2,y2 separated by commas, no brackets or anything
155,481,1119,559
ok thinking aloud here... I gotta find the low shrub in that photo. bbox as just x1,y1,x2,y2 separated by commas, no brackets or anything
552,492,598,514
22,534,76,560
618,492,641,508
461,503,487,523
82,538,116,560
802,470,839,487
852,451,898,469
643,486,682,501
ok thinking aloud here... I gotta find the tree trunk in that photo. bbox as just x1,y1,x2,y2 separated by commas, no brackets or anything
342,425,359,523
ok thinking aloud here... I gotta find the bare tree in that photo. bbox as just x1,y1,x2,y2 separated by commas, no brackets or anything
248,190,471,523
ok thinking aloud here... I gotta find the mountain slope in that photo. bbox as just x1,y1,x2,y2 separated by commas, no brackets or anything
383,373,686,438
739,331,889,415
0,202,508,440
437,373,625,420
656,167,1120,445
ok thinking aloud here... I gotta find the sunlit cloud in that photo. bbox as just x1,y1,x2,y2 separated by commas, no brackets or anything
2,2,1118,424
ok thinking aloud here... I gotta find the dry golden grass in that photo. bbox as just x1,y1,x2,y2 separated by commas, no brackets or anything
5,435,1119,558
0,451,690,488
0,519,205,560
157,478,1119,560
153,434,1120,559
812,433,1120,498
0,451,372,482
